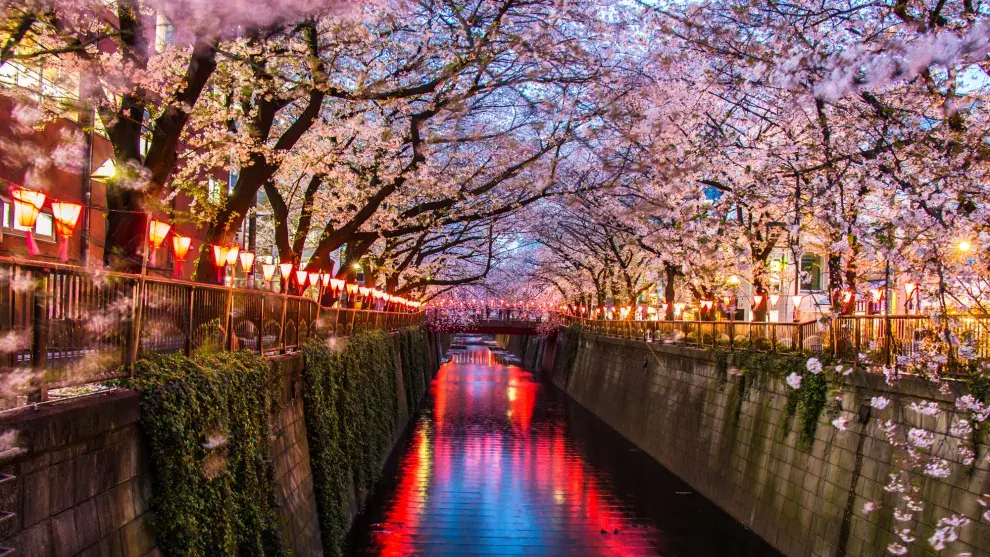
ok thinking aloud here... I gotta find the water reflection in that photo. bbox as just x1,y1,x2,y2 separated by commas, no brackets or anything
349,341,780,556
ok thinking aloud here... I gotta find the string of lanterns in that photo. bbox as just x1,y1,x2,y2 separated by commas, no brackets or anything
6,186,421,312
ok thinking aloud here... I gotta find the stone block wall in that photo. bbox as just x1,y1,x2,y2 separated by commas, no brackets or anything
556,330,990,557
0,391,157,557
0,328,440,557
270,355,323,557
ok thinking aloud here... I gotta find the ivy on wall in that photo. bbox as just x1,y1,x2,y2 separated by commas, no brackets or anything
131,351,283,557
301,327,431,557
552,326,581,386
715,349,831,451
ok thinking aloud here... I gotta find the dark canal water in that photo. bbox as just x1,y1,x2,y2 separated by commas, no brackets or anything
348,338,781,556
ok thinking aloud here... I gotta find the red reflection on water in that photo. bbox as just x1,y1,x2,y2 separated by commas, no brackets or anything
366,346,659,556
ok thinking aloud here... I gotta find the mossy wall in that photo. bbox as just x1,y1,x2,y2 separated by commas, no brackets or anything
558,330,990,557
0,326,437,557
301,327,434,557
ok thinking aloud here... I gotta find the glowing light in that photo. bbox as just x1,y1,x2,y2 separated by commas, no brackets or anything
870,288,883,302
753,294,764,307
171,235,192,277
239,251,255,273
295,270,309,286
309,272,320,287
147,219,171,249
330,278,344,291
279,263,293,280
321,273,331,287
12,189,46,255
769,294,780,307
171,235,192,261
726,275,741,287
261,263,277,281
957,240,972,253
51,201,82,237
211,245,229,267
792,294,805,310
51,201,83,261
224,245,240,266
346,283,359,295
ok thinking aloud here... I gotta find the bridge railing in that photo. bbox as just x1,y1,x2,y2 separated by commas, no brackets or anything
0,257,423,409
562,314,990,368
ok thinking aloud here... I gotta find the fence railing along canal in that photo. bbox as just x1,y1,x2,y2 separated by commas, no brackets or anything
562,313,990,367
0,257,423,409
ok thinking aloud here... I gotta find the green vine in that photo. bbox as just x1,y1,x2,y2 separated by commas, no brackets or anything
130,351,284,557
301,327,430,557
715,349,831,451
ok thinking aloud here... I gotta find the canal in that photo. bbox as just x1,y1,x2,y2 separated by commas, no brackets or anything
348,337,781,556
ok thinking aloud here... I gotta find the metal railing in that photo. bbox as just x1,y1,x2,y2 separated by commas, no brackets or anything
0,257,423,409
562,314,990,367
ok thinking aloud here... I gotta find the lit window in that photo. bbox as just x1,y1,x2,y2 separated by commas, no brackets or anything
800,255,823,292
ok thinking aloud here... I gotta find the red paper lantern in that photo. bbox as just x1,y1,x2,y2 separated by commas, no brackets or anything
171,235,192,277
262,263,277,282
12,189,46,255
239,251,255,273
51,201,82,261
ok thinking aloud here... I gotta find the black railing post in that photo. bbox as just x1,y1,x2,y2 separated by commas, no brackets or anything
29,280,48,403
257,296,265,354
185,287,194,355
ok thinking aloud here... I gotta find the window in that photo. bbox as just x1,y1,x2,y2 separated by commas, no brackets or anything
800,254,823,292
1,198,55,240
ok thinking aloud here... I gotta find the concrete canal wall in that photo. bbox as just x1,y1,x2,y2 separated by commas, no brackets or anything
551,329,990,557
0,329,440,557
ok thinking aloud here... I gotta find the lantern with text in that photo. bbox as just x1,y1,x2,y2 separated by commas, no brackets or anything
147,220,171,266
211,245,229,284
171,235,192,277
12,189,46,255
51,201,82,261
